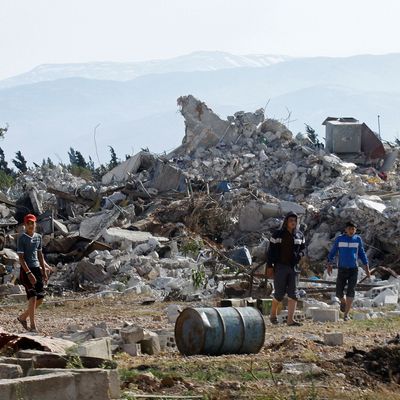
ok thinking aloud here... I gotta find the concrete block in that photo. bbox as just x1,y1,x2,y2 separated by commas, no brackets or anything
305,306,320,318
122,343,141,356
0,363,23,379
0,357,33,376
372,289,398,306
120,325,148,344
76,338,112,360
324,332,343,346
277,310,305,324
352,313,370,320
7,293,27,302
257,298,273,315
246,299,257,307
155,330,176,351
387,311,400,317
140,332,161,355
0,372,76,400
220,298,244,307
311,308,339,322
32,368,120,400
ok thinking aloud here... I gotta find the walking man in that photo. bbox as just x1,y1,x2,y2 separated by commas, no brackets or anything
327,221,370,321
17,214,48,332
267,212,306,326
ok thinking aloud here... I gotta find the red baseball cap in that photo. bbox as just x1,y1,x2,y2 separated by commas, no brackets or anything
24,214,37,224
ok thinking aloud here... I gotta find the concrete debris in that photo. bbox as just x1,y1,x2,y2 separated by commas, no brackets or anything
0,95,400,369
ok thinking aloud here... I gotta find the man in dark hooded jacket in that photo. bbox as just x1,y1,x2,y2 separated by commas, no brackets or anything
266,212,306,326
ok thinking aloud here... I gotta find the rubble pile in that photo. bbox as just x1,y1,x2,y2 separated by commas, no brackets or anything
1,94,400,303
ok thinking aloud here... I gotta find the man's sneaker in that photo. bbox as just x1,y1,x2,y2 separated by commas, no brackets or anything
287,321,302,327
269,317,278,325
343,315,351,321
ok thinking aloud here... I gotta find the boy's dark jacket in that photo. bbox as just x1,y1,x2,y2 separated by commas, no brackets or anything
266,228,306,268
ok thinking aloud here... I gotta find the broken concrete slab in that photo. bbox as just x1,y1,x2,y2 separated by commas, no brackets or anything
79,208,120,241
102,228,167,246
76,338,112,360
102,151,155,185
0,332,75,354
74,259,108,283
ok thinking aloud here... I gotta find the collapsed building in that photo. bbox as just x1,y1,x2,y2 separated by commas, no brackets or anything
0,94,400,300
1,95,400,399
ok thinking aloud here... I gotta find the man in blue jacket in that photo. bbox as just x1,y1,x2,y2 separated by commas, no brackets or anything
327,221,370,321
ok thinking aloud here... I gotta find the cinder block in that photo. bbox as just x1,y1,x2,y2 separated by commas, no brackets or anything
122,343,141,356
140,332,161,355
0,357,33,376
0,363,23,379
257,298,273,315
311,308,339,322
220,299,243,307
324,332,343,346
120,325,148,344
246,299,257,308
277,310,305,324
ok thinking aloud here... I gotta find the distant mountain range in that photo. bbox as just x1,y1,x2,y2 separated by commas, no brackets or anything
0,51,399,165
0,51,291,89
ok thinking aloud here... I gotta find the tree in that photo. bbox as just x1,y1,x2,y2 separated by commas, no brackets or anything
0,147,12,175
68,147,78,165
305,124,323,148
0,124,9,139
75,150,87,168
42,157,55,168
12,151,28,173
108,146,119,169
68,147,87,168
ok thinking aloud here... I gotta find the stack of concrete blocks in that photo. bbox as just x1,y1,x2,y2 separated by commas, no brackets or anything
0,351,120,400
120,325,160,356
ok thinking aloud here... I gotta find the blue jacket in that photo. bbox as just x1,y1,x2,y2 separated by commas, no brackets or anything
327,234,368,269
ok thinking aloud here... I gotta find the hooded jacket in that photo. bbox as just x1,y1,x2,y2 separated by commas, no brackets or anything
266,213,306,268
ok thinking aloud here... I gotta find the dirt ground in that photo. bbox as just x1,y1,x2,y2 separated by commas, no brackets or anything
1,293,400,400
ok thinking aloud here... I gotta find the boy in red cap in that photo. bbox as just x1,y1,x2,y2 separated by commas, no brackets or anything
17,214,49,332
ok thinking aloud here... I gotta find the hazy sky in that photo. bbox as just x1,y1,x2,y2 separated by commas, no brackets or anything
1,0,400,80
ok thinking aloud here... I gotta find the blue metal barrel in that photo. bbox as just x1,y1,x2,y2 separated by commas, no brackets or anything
174,307,265,356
